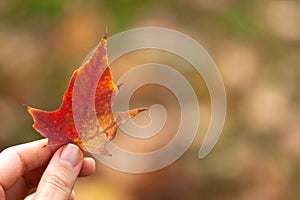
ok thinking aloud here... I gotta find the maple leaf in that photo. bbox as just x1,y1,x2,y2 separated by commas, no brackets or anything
25,32,147,155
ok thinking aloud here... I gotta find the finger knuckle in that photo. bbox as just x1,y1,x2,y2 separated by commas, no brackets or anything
0,147,14,156
1,147,28,172
42,173,71,193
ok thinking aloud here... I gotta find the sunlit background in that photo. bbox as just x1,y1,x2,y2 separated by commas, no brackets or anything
1,0,300,199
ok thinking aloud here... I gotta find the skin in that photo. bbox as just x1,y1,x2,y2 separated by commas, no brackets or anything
0,139,95,200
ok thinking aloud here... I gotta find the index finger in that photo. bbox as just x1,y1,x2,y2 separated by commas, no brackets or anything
0,139,59,190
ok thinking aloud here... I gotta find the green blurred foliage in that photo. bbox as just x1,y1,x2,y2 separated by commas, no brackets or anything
0,0,63,22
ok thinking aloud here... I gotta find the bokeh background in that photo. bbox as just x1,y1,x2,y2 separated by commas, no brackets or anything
1,0,300,199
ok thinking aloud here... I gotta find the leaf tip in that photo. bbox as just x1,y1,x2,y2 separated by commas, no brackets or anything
129,107,148,118
103,28,108,40
139,107,149,112
23,104,34,114
22,104,29,110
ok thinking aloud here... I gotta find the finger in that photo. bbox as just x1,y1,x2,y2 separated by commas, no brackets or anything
69,190,75,200
4,151,95,199
34,144,83,200
24,186,75,200
6,157,94,200
5,165,46,200
24,192,35,200
79,157,96,177
0,185,4,200
0,139,59,190
6,157,95,199
5,175,32,200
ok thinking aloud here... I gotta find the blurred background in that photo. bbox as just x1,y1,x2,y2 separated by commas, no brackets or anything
0,0,300,199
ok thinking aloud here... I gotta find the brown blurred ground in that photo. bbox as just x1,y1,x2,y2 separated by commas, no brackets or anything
0,0,300,199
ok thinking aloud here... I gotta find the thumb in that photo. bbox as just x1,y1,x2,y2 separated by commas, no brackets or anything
34,143,83,200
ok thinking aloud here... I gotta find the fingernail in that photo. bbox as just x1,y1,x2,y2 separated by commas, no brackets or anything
59,144,82,167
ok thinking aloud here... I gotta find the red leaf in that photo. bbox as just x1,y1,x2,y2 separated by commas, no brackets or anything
26,33,147,155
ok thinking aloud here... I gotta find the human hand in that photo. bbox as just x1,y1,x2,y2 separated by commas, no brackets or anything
0,139,95,200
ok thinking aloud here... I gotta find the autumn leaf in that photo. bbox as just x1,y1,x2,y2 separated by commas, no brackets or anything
25,32,147,155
